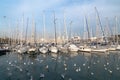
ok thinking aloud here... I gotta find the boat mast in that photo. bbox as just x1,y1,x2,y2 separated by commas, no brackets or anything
25,18,29,44
43,11,46,43
105,17,110,45
31,15,35,44
53,11,57,45
20,14,24,47
69,21,72,40
105,17,109,37
16,19,19,44
63,11,68,43
115,16,119,45
83,16,86,40
8,21,11,45
85,15,90,40
95,7,106,43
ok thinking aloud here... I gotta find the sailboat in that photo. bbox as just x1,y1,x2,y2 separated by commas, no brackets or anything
39,46,48,54
108,45,116,51
49,11,58,53
68,44,79,52
114,16,120,51
91,7,108,53
116,45,120,50
17,46,28,54
58,43,69,53
79,46,92,52
59,12,69,53
28,16,37,55
39,12,48,54
0,44,10,53
106,17,116,51
49,45,58,53
17,15,28,54
79,14,92,52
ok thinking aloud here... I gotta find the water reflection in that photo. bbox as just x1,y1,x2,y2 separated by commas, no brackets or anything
0,52,120,80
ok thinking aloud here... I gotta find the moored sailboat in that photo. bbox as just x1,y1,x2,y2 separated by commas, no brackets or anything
39,46,48,54
68,44,79,52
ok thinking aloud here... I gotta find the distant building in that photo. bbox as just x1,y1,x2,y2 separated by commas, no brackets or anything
70,36,81,43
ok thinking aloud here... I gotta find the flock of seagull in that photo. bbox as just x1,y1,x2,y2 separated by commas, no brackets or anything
1,50,120,80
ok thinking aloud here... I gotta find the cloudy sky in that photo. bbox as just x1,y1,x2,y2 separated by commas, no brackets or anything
0,0,120,38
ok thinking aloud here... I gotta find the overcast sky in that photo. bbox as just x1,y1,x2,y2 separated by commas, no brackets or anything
0,0,120,38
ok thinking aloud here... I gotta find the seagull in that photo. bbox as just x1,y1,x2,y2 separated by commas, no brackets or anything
9,62,11,65
61,74,65,79
83,63,86,66
24,62,26,65
73,64,76,67
31,62,33,65
76,69,79,72
91,72,94,75
116,67,120,70
40,73,45,78
65,67,67,71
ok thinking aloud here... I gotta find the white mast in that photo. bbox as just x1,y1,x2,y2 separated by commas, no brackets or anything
53,11,57,45
43,11,46,43
20,14,24,47
31,15,35,44
63,11,68,43
69,21,72,40
83,16,86,40
24,18,29,44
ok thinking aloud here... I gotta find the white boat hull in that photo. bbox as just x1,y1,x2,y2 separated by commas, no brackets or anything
59,47,68,53
49,46,58,53
39,47,48,54
68,44,79,52
17,47,28,54
92,49,108,53
108,47,116,51
116,45,120,50
28,48,37,54
79,46,92,52
79,48,92,52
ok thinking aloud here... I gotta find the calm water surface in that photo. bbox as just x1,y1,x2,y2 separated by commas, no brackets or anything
0,52,120,80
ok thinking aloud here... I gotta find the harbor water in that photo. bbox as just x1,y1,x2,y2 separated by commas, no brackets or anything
0,52,120,80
